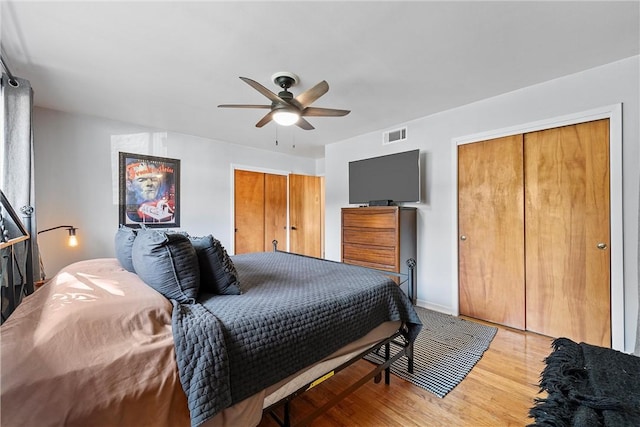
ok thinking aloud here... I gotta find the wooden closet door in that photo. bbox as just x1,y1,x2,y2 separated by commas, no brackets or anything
458,135,526,329
234,170,265,254
525,119,611,347
289,174,322,257
264,174,287,251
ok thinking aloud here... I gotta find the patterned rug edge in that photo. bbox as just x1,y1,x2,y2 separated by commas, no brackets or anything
365,307,497,398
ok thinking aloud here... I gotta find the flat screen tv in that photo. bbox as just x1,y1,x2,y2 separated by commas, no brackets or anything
348,149,420,205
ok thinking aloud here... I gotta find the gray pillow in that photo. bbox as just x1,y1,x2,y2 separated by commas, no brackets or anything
114,225,137,272
190,235,241,295
132,229,200,303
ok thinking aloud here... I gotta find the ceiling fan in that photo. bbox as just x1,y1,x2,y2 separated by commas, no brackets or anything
218,72,350,130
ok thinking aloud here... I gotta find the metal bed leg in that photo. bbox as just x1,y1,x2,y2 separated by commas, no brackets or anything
407,342,415,374
283,401,290,427
406,258,416,305
384,342,391,385
268,400,291,427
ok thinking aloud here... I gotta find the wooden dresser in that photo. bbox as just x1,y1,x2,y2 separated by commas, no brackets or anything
341,206,417,301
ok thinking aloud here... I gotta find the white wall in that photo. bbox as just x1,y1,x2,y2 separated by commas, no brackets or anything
325,56,640,353
32,56,639,352
33,108,317,278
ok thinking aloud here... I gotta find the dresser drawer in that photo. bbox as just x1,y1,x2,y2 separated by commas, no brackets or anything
342,258,397,273
342,210,397,229
342,228,396,247
342,243,397,268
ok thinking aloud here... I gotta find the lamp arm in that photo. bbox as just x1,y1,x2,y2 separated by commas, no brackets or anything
37,225,76,234
36,225,78,280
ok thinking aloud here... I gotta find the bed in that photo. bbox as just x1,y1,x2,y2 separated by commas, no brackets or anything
1,229,421,427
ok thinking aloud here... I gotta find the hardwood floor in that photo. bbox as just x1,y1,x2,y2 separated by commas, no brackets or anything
258,320,553,426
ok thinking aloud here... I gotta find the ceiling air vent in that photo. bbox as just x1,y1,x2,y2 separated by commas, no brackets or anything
383,127,407,145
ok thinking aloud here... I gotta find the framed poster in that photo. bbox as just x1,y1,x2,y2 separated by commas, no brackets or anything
118,152,180,228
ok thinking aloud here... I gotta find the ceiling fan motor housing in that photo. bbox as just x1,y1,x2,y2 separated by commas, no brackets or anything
272,71,299,89
277,90,294,101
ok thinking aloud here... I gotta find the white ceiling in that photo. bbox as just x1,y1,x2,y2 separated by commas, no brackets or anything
2,1,639,158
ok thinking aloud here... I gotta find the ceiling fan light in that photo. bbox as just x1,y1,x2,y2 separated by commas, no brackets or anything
273,110,300,126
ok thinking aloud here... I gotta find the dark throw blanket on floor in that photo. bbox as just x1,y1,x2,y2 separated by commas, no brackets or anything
529,337,640,427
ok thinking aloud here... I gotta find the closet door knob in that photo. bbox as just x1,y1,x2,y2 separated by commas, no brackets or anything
597,242,607,250
460,235,467,241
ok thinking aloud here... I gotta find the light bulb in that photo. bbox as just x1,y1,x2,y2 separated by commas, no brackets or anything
67,228,78,247
273,111,300,126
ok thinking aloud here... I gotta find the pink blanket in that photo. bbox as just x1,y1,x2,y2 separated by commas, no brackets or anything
1,258,190,426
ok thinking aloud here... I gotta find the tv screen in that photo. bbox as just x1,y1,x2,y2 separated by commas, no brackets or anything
348,149,420,204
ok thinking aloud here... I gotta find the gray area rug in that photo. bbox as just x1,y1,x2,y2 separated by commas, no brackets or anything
365,306,497,398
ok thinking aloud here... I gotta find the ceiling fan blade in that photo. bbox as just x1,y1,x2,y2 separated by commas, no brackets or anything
293,80,329,109
296,117,315,130
217,104,271,109
302,107,351,117
240,77,284,104
255,111,274,128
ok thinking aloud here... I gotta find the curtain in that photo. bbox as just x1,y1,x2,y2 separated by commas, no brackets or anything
1,72,39,289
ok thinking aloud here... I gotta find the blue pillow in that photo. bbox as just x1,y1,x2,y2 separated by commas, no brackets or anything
114,225,137,272
190,235,241,295
132,229,200,303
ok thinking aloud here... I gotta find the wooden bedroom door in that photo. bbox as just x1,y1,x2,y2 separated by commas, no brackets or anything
458,134,526,329
264,173,287,252
235,169,265,254
234,170,287,254
289,174,323,258
524,119,611,347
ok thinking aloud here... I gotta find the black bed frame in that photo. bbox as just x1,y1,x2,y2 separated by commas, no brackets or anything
265,241,416,427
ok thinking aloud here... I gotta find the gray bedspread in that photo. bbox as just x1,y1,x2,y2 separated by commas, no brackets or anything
172,251,422,427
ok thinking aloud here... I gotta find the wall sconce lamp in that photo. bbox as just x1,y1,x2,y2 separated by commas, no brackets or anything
37,225,79,281
38,225,78,247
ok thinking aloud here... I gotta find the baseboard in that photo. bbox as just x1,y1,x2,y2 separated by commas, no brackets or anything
415,299,458,316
